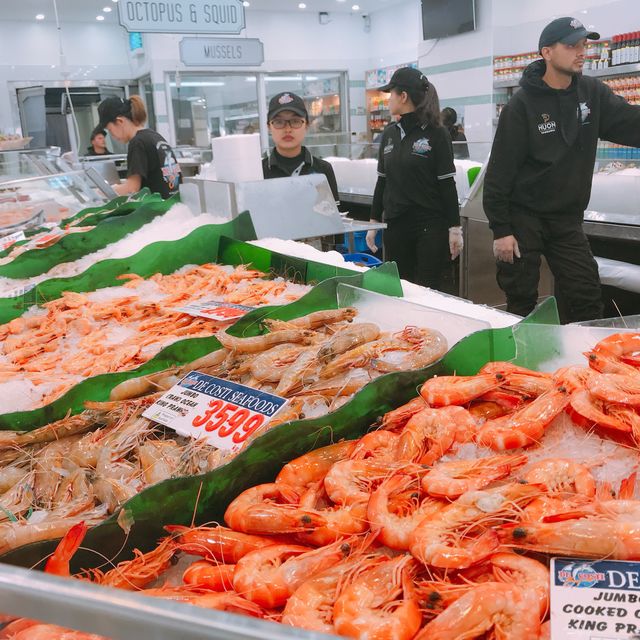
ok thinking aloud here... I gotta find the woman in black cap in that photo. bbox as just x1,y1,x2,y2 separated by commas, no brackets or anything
262,91,340,209
366,67,462,291
97,95,181,199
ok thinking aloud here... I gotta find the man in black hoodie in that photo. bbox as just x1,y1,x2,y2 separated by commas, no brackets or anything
484,17,640,323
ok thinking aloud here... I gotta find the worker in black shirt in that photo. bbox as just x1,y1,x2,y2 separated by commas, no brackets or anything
442,107,470,159
484,17,640,323
86,127,112,156
97,96,181,200
262,92,341,209
366,67,462,290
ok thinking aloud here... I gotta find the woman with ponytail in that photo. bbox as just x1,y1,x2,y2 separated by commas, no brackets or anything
97,95,181,199
367,67,463,291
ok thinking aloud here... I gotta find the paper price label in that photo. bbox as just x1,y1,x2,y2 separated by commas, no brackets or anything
143,371,288,451
174,300,253,322
551,557,640,639
0,231,25,251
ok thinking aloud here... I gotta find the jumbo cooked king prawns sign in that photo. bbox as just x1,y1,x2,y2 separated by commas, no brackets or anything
143,371,288,451
551,557,640,639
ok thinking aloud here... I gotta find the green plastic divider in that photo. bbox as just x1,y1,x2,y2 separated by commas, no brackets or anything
0,290,556,569
0,197,178,280
0,213,258,326
0,261,400,431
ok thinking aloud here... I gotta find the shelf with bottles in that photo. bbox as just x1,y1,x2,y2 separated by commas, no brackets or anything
602,74,640,105
609,32,640,67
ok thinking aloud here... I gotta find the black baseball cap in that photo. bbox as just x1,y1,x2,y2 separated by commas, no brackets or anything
268,92,308,121
538,17,600,51
98,96,130,129
379,67,429,92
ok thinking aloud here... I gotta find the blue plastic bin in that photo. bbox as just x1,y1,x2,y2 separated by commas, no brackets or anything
343,252,383,267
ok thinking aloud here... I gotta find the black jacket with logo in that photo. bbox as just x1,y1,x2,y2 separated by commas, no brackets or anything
262,147,341,209
484,59,640,239
371,112,459,227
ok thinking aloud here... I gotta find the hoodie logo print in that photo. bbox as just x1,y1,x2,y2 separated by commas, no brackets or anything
579,102,591,125
538,113,557,134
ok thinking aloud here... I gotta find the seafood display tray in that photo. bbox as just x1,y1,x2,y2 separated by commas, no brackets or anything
0,563,333,640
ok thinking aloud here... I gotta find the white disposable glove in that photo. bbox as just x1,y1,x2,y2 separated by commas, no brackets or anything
493,235,521,264
365,229,378,253
448,226,463,260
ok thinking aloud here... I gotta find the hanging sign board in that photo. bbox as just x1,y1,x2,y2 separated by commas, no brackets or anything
118,0,245,34
180,37,264,66
551,557,640,639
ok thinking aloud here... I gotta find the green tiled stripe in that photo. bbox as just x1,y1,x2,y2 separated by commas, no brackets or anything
153,83,165,92
420,56,492,76
156,115,169,123
349,80,366,88
439,92,509,108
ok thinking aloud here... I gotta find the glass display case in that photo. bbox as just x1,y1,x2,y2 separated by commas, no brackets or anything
0,147,65,182
0,170,114,233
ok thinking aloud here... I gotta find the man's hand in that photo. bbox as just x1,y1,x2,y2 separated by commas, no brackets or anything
493,235,521,263
365,229,378,253
448,226,463,260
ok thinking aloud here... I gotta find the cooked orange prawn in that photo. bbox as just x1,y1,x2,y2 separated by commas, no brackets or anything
481,361,553,397
367,473,444,550
350,429,399,461
568,389,640,434
395,406,472,465
333,555,422,640
500,509,640,560
323,458,401,506
409,483,539,569
92,535,177,590
296,481,368,546
381,396,427,431
232,538,354,608
421,454,527,500
182,560,235,591
489,552,550,618
476,386,570,450
415,582,542,640
281,554,376,633
224,483,326,534
165,525,280,563
44,521,88,577
275,440,357,493
525,458,596,496
144,588,266,617
420,373,502,407
589,372,640,407
9,624,107,640
593,332,640,362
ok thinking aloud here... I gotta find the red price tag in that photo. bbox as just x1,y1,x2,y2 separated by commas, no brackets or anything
192,399,266,445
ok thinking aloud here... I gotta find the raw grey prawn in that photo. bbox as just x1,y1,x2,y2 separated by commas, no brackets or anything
216,327,315,353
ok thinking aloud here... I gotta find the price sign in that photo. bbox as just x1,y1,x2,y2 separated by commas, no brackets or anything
0,231,25,251
174,300,253,322
551,557,640,639
143,371,288,451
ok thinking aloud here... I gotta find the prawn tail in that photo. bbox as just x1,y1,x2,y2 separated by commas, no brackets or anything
44,521,88,576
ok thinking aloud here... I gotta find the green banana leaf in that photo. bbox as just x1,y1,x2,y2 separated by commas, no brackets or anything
0,197,178,280
0,296,557,570
0,260,400,431
0,213,258,326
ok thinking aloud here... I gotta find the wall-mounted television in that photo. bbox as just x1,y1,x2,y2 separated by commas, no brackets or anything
421,0,477,40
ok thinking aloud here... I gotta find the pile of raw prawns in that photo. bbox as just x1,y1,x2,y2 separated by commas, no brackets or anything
2,331,640,640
